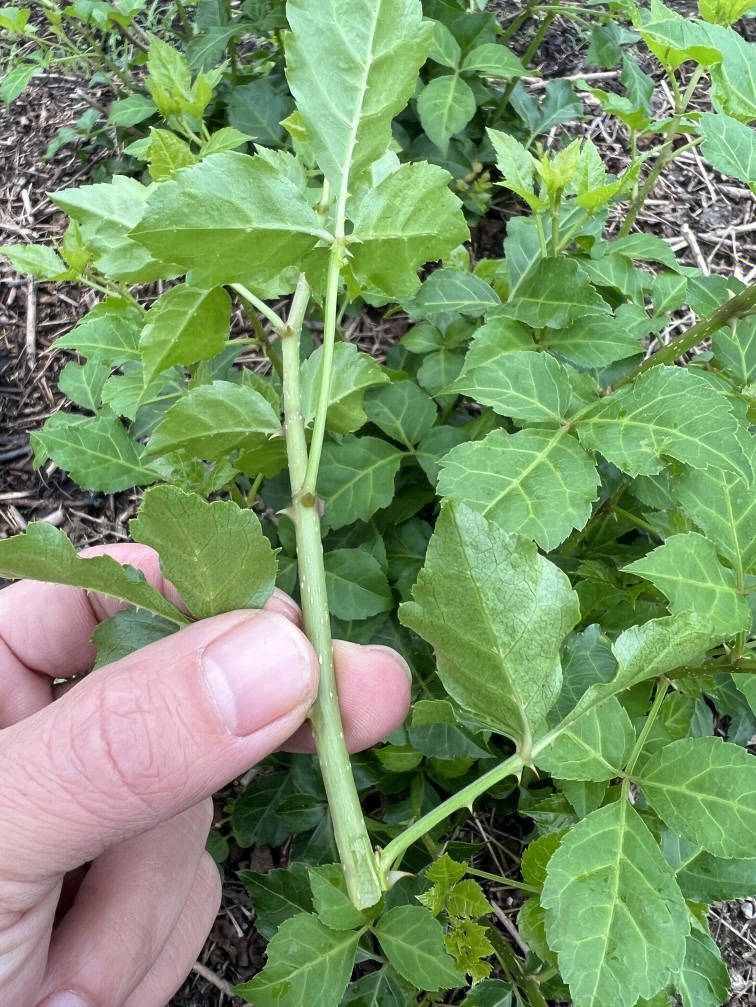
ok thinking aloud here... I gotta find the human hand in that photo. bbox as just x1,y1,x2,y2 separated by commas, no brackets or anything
0,543,412,1007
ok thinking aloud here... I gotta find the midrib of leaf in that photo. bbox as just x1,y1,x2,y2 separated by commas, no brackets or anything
557,721,616,774
634,768,750,814
592,797,628,1007
46,424,156,479
326,451,407,510
480,426,572,516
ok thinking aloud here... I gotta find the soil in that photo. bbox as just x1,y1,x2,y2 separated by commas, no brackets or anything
1,5,755,1005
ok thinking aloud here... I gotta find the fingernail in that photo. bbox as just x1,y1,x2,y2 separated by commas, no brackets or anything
365,644,413,684
202,612,318,736
37,993,90,1007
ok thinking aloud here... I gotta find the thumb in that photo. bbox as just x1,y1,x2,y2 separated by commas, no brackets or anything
0,609,319,884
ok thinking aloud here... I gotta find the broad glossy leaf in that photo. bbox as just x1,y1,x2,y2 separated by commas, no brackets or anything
635,737,756,858
623,532,752,636
301,342,387,435
546,307,646,369
91,609,178,668
536,697,635,781
30,411,157,492
101,367,181,422
342,968,410,1007
417,74,476,156
53,176,175,283
699,111,756,185
542,800,689,1007
58,359,109,412
449,349,577,425
400,502,579,743
407,268,501,318
318,436,405,529
130,152,329,291
364,380,437,448
238,863,314,939
350,161,468,298
130,486,277,618
460,979,513,1006
285,0,430,194
428,20,462,68
373,906,464,991
235,913,359,1007
0,243,69,279
323,548,392,620
576,365,753,482
55,297,143,366
309,864,372,930
146,380,280,460
0,522,186,624
437,427,599,551
139,284,230,382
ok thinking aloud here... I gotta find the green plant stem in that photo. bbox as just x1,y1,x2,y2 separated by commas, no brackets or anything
609,279,756,391
379,753,524,872
500,0,537,43
174,0,193,36
624,681,668,784
617,66,704,238
490,11,556,126
301,239,344,499
487,927,550,1007
467,866,540,894
230,283,287,337
281,275,384,910
80,275,144,312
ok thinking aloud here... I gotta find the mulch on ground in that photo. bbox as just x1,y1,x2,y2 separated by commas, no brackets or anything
1,5,755,1004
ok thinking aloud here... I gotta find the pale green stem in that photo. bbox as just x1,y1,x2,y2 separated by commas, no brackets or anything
230,283,287,337
281,275,384,909
624,680,668,783
489,10,557,127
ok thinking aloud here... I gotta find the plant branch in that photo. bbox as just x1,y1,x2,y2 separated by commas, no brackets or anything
490,10,557,127
609,280,756,391
230,283,288,338
281,274,384,910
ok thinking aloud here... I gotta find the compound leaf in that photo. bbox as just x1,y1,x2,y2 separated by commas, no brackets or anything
130,485,277,618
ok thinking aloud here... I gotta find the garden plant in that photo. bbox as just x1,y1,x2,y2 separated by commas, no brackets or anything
3,0,756,1005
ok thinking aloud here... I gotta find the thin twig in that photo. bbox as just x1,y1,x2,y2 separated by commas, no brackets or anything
192,962,237,997
25,280,36,364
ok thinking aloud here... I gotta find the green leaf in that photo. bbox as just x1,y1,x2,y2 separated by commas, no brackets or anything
350,161,468,299
234,913,359,1007
91,608,178,669
400,502,579,743
309,864,373,930
101,368,181,422
408,268,501,319
576,365,753,482
500,257,610,329
542,800,689,1007
53,176,175,283
556,625,618,718
699,112,756,185
623,532,752,636
318,436,405,530
323,548,392,620
663,832,756,902
373,905,465,991
130,486,277,618
443,918,494,982
1,243,69,279
301,342,387,435
238,864,314,940
417,74,476,156
635,736,756,858
30,411,157,493
108,93,158,127
536,696,636,782
449,349,578,425
462,43,524,77
130,152,329,292
676,931,730,1007
609,613,720,693
139,284,230,382
226,78,293,146
546,305,648,370
408,699,491,760
364,380,437,448
146,380,280,460
521,830,566,889
460,979,513,1007
54,297,143,366
428,20,461,68
437,427,599,551
200,126,253,157
285,0,430,195
1,62,42,104
712,316,756,386
58,360,109,412
146,128,196,181
446,879,491,918
0,522,186,625
486,129,542,210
